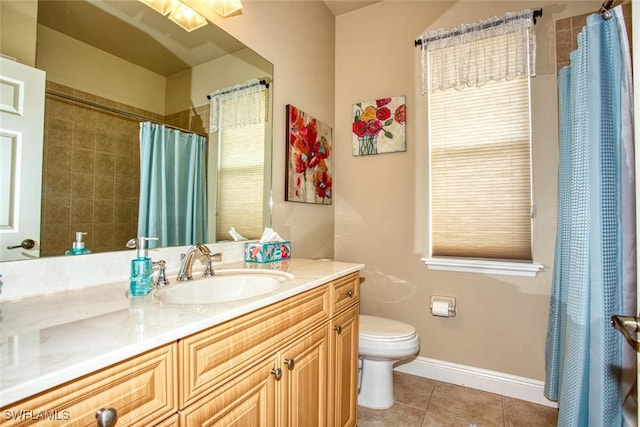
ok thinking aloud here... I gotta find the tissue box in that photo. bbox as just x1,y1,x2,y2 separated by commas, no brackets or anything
245,259,291,272
245,241,291,263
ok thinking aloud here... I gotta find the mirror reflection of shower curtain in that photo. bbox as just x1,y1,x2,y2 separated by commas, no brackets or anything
138,122,208,248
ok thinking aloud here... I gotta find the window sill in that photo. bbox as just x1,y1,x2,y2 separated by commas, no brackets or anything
421,257,544,277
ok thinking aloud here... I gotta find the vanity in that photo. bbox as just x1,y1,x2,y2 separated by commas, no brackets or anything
0,254,363,426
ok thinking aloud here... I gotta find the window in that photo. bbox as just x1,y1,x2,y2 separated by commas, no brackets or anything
210,83,268,241
429,77,532,261
419,10,543,276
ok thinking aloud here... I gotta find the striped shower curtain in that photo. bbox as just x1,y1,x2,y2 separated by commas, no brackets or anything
544,6,634,426
138,122,209,248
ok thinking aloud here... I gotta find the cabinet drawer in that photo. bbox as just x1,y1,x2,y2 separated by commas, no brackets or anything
1,343,177,427
330,273,360,316
178,284,330,408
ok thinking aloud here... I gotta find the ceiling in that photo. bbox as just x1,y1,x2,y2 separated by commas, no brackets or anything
36,0,378,77
37,0,248,77
323,0,380,16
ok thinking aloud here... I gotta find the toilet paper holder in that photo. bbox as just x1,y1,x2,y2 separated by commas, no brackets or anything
430,296,456,317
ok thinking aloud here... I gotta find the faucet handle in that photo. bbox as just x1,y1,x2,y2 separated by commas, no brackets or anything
202,252,222,277
153,259,170,287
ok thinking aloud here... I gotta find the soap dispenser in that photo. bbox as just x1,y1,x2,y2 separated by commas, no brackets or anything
127,237,158,297
65,232,91,255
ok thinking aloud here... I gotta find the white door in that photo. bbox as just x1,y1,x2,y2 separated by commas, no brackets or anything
0,57,45,261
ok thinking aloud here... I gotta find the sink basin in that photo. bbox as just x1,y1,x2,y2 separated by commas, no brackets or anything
155,269,294,305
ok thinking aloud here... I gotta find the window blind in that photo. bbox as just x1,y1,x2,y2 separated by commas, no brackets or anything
216,90,266,241
429,77,532,260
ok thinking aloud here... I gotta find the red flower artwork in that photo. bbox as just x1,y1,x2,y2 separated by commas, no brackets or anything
286,105,333,204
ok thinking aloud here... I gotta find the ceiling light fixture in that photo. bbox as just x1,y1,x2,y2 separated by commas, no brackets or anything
168,1,208,31
138,0,243,32
196,0,243,18
138,0,175,16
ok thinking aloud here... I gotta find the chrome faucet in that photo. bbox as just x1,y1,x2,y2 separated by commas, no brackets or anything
177,244,220,281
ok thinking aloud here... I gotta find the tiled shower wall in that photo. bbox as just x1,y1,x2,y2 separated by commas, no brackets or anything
555,2,632,74
41,82,209,257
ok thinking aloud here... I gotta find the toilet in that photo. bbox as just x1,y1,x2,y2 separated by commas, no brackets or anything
358,315,420,409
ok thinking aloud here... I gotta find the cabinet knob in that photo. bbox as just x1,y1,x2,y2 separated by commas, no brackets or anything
270,368,282,381
284,358,295,370
334,325,343,334
345,289,354,297
95,408,117,427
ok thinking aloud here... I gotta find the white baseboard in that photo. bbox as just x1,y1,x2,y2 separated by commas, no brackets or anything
394,356,558,408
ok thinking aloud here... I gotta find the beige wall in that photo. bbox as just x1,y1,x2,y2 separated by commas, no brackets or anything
36,25,167,115
0,0,37,66
210,1,336,259
334,1,600,381
165,47,272,115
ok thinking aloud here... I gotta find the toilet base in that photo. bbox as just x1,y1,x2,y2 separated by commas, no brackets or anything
358,358,395,409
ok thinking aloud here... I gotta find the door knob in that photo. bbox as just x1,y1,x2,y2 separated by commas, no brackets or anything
284,358,295,370
270,368,282,381
611,315,640,352
7,239,36,250
95,408,117,427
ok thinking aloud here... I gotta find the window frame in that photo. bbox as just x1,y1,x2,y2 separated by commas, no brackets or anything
423,74,543,277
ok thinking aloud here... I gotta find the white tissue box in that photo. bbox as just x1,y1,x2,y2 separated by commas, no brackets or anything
244,241,291,263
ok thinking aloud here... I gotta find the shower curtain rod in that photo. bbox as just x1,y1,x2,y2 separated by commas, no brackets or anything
599,0,615,19
45,89,208,138
206,79,269,100
414,8,543,47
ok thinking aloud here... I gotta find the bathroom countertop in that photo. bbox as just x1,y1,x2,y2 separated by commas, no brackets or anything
0,258,364,407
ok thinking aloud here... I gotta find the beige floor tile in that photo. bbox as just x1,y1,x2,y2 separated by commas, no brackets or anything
358,402,426,427
394,371,436,408
423,383,503,427
502,396,558,427
358,372,558,427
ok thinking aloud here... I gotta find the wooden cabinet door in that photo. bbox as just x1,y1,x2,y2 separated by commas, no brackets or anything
179,355,278,427
1,344,177,427
329,304,359,427
279,325,329,427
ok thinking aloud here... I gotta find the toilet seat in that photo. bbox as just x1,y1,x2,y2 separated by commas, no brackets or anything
359,315,416,342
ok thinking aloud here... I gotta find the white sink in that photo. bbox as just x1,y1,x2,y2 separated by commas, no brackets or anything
155,269,294,305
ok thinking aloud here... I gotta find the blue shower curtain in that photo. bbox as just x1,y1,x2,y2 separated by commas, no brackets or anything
138,122,208,248
544,7,634,427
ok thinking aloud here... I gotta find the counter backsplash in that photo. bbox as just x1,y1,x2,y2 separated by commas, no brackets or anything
0,241,246,302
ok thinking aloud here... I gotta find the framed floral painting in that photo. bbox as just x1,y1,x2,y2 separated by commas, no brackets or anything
352,96,406,156
285,105,333,205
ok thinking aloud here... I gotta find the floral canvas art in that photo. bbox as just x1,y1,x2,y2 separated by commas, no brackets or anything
285,105,333,205
352,96,406,155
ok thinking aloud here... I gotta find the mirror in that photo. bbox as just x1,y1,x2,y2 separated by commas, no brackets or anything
1,0,273,261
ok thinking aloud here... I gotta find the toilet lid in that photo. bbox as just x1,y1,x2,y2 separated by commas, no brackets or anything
359,315,416,342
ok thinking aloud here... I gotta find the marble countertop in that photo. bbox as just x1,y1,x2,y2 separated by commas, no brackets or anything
0,258,364,407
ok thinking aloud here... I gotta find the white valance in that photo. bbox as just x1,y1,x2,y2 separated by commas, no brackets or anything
420,9,536,93
208,79,268,132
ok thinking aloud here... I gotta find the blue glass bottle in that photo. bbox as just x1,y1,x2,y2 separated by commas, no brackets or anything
65,232,91,255
128,237,157,297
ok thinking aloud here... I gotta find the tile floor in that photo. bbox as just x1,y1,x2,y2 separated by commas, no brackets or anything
357,372,558,426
